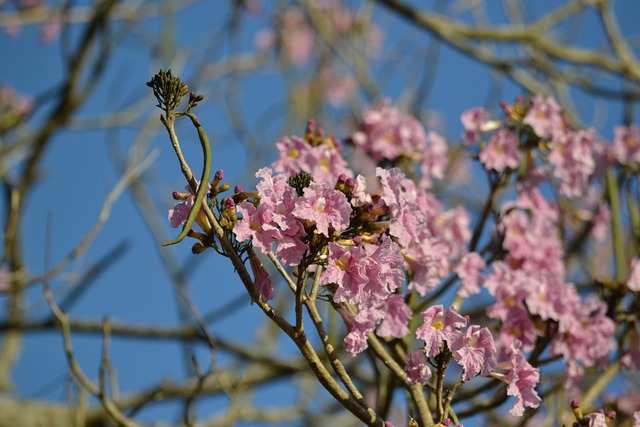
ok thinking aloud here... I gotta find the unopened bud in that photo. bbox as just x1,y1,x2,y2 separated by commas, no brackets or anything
191,242,208,254
305,118,316,135
571,400,583,422
225,197,235,210
211,169,224,188
218,182,231,193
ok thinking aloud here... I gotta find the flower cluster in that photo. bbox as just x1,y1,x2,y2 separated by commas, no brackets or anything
164,93,640,425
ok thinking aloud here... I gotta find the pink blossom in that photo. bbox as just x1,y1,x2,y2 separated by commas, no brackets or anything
633,411,640,427
550,294,615,368
0,264,11,292
416,305,467,357
628,257,640,291
322,67,357,107
419,131,448,189
500,340,541,416
362,236,406,305
377,167,421,211
582,412,607,427
405,242,449,296
167,183,210,230
523,95,563,139
460,107,490,145
434,206,471,260
455,252,485,297
548,129,598,198
272,134,353,185
351,101,427,162
233,168,308,264
292,182,352,237
498,189,564,278
350,175,372,207
405,350,432,385
249,251,274,302
321,243,369,304
168,192,194,228
279,8,315,66
376,294,412,338
612,124,640,166
591,203,611,242
0,85,33,119
234,201,279,253
451,325,497,381
479,128,521,172
39,14,62,43
343,306,383,356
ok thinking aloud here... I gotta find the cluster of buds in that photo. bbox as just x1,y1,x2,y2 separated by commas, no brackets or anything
168,169,249,256
146,69,189,114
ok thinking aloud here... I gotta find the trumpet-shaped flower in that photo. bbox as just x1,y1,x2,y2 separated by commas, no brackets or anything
405,350,432,385
479,128,521,172
416,305,467,357
272,134,353,185
523,95,563,139
419,131,448,189
292,182,352,237
451,325,497,381
460,107,490,145
455,252,485,297
500,340,541,416
376,294,412,338
351,100,427,162
321,243,369,305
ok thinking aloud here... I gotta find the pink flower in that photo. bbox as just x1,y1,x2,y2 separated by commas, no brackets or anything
234,201,279,253
362,235,406,303
523,95,563,139
233,168,308,265
351,101,427,162
321,243,369,305
0,264,11,292
272,134,353,185
479,128,521,172
168,191,194,228
343,307,383,356
591,203,611,242
167,183,211,231
499,340,541,416
582,412,607,427
249,251,274,302
292,182,352,237
460,107,490,145
455,252,485,297
550,295,615,368
279,8,315,66
451,325,497,381
548,129,599,198
376,294,412,338
405,350,432,385
633,411,640,427
419,131,448,189
498,188,564,278
435,206,471,260
416,305,467,357
612,124,640,166
628,257,640,291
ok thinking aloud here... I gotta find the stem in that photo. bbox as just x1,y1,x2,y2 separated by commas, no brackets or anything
607,170,626,281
